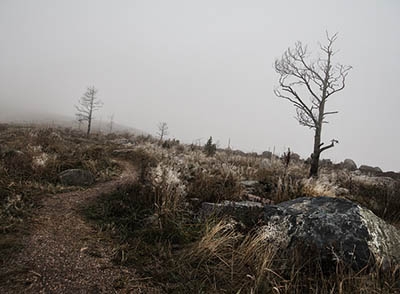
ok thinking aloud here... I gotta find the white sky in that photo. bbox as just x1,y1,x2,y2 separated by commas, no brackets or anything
1,0,399,171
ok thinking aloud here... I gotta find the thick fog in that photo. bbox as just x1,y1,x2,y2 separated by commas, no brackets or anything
0,0,399,171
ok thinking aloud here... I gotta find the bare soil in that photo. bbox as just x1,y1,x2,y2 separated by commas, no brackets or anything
0,161,160,293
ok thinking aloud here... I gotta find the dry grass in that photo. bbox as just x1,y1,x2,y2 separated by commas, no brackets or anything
169,220,400,293
0,124,123,263
2,124,400,293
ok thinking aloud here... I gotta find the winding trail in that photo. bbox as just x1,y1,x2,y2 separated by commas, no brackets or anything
0,161,157,293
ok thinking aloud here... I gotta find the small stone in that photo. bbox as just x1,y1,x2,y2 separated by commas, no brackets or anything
59,169,95,186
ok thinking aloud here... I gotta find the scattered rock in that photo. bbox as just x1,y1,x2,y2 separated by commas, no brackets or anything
349,175,398,213
259,197,400,271
359,165,383,174
240,180,259,188
320,159,333,167
240,180,272,197
246,194,273,205
261,151,273,159
112,149,135,156
59,169,95,186
289,152,301,162
335,187,350,196
201,201,264,226
111,138,133,146
379,171,400,181
343,159,357,171
352,175,395,187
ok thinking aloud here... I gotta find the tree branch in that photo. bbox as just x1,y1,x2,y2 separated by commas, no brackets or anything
320,139,339,153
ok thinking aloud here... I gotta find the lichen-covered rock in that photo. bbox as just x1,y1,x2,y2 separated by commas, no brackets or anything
358,208,400,269
260,197,400,271
59,169,95,186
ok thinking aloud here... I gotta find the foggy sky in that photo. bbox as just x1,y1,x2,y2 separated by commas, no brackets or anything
1,0,399,171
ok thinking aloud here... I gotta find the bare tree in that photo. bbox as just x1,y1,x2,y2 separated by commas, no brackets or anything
274,33,351,177
108,113,115,134
157,122,169,142
75,86,103,137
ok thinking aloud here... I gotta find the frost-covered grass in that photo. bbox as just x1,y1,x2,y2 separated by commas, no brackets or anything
0,124,121,236
3,124,400,292
86,136,400,293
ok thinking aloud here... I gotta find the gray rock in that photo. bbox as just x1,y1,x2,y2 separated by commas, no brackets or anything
335,187,350,196
343,159,357,171
201,201,264,226
240,180,272,197
111,149,135,156
262,151,273,159
111,138,132,146
59,169,95,186
290,152,301,161
320,158,333,167
240,180,259,188
349,175,398,213
259,197,400,271
359,165,383,174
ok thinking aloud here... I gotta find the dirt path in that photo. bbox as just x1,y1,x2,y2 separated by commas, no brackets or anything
0,161,156,294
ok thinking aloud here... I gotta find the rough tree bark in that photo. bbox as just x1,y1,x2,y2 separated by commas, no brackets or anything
274,33,351,177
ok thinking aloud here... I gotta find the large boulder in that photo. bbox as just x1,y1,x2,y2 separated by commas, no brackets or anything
260,197,400,271
59,169,95,186
343,159,357,171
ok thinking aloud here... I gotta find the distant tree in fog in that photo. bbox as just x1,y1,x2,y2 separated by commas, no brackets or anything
157,122,169,141
108,113,114,134
75,86,103,137
274,32,351,177
204,136,217,157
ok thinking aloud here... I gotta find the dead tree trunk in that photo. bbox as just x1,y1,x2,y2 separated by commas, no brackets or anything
274,32,351,178
75,86,102,138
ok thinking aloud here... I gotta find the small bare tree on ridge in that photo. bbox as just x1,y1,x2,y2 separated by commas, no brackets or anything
157,122,169,142
75,86,103,137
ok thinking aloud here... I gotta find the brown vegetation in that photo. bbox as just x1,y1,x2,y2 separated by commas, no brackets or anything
1,124,400,293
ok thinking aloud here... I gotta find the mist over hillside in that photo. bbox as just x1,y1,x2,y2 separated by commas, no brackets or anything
0,107,146,135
